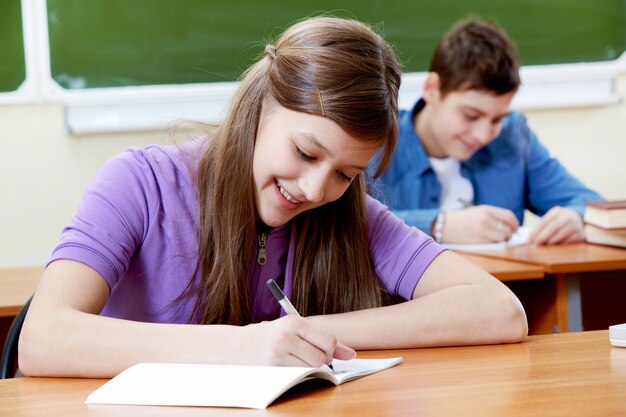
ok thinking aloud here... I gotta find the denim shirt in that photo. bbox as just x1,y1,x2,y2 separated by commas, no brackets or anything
368,99,604,235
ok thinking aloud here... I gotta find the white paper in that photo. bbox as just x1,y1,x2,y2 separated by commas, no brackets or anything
323,357,403,384
85,357,402,409
442,226,531,251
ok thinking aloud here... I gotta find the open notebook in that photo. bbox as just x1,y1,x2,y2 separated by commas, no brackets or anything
442,226,531,251
86,357,402,409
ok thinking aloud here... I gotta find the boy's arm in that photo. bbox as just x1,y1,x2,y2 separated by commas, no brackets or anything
520,115,604,243
523,116,604,215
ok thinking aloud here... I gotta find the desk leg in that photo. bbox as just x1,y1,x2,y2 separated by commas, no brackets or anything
553,273,583,333
505,274,583,335
554,273,569,333
566,274,583,332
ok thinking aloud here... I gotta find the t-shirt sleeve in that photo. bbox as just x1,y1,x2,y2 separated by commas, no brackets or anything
49,149,157,291
367,195,446,300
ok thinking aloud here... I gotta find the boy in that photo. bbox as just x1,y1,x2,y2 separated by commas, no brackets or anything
370,19,603,244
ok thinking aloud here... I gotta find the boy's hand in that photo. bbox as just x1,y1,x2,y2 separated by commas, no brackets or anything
442,205,519,243
528,206,584,245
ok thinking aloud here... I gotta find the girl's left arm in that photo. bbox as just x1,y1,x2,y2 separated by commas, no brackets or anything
310,250,527,349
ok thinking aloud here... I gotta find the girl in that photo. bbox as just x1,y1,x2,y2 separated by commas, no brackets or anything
19,16,527,378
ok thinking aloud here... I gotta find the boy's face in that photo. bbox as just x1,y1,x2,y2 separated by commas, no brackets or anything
421,87,515,161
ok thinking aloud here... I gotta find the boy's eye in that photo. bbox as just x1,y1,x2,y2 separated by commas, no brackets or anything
464,113,479,121
295,146,315,161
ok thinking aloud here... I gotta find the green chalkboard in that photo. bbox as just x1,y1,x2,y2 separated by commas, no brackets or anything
46,0,626,90
0,0,26,93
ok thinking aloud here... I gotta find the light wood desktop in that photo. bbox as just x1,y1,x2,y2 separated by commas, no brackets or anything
1,330,624,417
460,253,544,281
0,266,42,317
459,243,626,333
463,242,626,274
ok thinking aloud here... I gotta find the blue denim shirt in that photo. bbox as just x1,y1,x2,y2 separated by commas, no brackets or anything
368,99,604,235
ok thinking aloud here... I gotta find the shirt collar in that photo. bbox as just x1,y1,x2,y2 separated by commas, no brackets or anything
400,99,432,176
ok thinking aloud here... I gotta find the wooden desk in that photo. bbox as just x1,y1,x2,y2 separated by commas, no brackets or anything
0,266,42,317
460,243,626,333
1,330,624,416
460,253,544,281
462,242,626,274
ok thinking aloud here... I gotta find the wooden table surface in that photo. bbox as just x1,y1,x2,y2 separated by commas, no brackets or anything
1,330,625,417
460,253,544,281
0,266,42,317
461,242,626,274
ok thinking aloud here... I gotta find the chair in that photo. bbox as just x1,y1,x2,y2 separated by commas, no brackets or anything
0,296,32,378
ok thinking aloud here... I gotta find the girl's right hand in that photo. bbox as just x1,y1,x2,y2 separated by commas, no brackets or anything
242,315,355,367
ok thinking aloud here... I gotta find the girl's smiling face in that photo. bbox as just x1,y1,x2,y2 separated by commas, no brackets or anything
252,103,378,227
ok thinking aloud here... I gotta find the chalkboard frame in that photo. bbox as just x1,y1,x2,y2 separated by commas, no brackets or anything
3,0,625,134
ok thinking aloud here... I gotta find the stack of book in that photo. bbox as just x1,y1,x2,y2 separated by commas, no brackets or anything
584,201,626,248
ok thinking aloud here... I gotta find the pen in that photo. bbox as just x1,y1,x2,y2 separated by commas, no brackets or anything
458,198,474,208
266,278,300,316
266,279,334,370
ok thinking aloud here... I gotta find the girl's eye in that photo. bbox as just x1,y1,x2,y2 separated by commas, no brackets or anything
337,170,354,182
295,146,315,161
294,144,353,182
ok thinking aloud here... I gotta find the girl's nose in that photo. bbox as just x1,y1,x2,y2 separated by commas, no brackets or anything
299,171,327,203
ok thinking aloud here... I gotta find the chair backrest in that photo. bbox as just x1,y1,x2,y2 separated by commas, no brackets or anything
0,296,32,378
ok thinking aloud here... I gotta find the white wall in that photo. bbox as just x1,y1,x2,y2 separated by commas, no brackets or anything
1,73,625,268
0,104,157,267
524,74,626,201
520,74,626,226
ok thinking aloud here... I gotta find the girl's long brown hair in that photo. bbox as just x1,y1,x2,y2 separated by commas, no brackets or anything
190,17,402,324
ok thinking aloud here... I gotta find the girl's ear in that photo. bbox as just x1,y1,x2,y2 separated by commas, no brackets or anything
422,72,442,104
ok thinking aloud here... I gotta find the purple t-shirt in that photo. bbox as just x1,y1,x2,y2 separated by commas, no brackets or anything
51,141,444,324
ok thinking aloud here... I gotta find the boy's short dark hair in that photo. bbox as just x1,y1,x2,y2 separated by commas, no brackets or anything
430,19,520,96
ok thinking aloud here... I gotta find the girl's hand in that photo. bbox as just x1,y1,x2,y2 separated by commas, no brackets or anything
242,315,355,367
